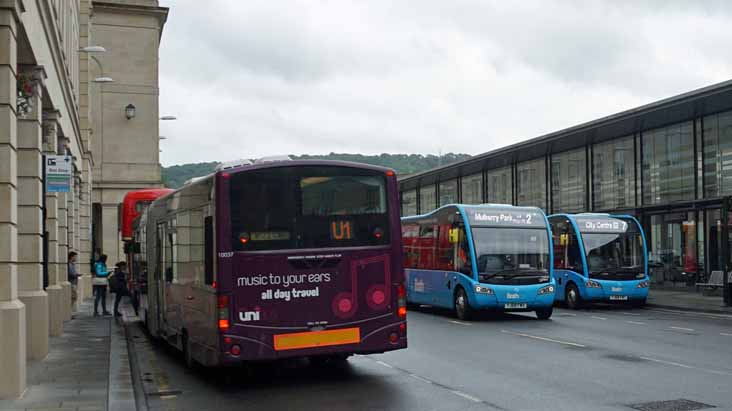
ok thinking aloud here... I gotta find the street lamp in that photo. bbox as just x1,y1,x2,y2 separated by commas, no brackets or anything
93,77,114,83
160,116,177,121
79,46,107,53
125,104,136,120
159,136,168,140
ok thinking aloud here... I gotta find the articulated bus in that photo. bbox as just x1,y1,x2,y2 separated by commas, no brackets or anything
402,204,556,320
548,214,649,309
130,159,407,367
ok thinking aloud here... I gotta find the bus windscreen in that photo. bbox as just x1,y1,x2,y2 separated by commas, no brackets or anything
230,166,390,251
472,227,550,282
577,218,644,278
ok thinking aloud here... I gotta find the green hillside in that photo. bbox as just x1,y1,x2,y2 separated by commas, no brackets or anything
161,153,470,188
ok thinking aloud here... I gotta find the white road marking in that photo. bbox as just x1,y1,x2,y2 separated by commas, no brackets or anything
451,390,482,403
626,321,646,325
591,316,607,320
640,356,694,369
720,332,732,337
647,307,732,320
448,320,472,326
669,326,695,332
408,373,433,384
621,312,641,316
557,312,577,317
641,356,732,376
376,360,393,369
501,330,587,348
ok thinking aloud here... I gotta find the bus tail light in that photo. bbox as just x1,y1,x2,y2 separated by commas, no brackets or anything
218,295,230,331
397,283,407,318
230,344,241,356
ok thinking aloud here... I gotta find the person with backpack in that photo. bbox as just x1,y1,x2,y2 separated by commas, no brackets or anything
93,254,111,316
112,261,130,317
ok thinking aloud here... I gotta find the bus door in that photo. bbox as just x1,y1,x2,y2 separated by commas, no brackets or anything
155,223,167,334
549,216,584,301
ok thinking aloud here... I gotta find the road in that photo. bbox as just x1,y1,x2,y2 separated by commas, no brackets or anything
126,305,732,411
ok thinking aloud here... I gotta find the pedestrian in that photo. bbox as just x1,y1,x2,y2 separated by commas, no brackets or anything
113,261,130,317
93,254,111,316
68,251,80,304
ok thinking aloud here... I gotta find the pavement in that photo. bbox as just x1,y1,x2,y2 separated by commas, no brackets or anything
648,287,732,314
0,298,135,411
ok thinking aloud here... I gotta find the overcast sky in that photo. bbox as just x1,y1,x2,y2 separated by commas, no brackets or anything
157,0,732,167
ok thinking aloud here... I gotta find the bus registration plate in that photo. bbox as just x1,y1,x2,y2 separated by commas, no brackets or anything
504,303,527,309
609,295,628,301
274,327,360,351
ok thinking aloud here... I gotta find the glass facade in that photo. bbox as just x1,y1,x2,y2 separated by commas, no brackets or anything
485,166,512,205
461,173,482,204
439,179,458,206
398,107,732,303
642,121,694,205
401,189,417,216
551,148,586,213
419,185,436,214
516,159,546,210
703,111,732,197
593,136,635,210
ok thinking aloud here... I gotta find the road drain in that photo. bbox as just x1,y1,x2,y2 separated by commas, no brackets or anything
629,399,715,411
148,390,183,397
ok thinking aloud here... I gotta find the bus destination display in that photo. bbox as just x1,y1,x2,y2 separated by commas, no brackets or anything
466,208,545,228
575,217,629,233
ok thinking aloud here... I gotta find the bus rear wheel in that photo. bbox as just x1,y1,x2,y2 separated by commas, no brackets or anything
566,284,582,310
454,287,474,321
536,308,553,320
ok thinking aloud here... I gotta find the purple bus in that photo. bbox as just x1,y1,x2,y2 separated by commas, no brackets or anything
133,159,407,367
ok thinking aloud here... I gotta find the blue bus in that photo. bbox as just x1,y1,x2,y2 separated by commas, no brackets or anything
402,204,556,320
548,214,649,309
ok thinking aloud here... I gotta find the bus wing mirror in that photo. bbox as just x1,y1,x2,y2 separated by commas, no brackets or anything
448,228,459,244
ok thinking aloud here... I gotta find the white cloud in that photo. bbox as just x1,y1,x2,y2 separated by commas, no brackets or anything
158,0,732,166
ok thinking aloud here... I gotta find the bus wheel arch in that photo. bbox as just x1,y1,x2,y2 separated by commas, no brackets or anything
565,282,582,310
453,286,474,320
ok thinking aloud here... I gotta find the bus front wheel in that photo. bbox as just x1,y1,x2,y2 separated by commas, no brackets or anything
536,308,553,320
454,287,474,321
566,284,582,310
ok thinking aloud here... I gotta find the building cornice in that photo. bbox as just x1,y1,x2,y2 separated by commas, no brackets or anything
91,1,168,40
0,0,25,21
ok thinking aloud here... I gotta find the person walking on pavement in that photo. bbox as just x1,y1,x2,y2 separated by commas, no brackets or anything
113,261,130,317
93,254,111,316
68,251,80,304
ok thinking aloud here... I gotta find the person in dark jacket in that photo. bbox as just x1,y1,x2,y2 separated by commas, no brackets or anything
113,261,130,317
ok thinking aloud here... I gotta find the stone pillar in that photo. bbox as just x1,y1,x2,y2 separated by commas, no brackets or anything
67,174,78,311
0,3,26,399
43,112,63,336
58,188,71,322
79,157,93,299
102,203,120,262
16,66,48,360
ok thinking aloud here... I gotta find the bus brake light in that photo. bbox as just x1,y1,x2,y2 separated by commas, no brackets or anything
218,319,230,330
217,295,230,330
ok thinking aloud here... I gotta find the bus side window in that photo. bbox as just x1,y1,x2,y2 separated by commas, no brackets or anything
418,223,436,270
204,216,214,285
551,218,582,272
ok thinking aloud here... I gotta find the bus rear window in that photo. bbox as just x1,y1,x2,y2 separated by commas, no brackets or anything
230,166,390,251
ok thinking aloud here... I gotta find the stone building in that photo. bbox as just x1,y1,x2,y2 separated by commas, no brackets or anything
0,0,167,398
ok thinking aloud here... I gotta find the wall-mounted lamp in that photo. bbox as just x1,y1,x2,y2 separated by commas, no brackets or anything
125,104,136,120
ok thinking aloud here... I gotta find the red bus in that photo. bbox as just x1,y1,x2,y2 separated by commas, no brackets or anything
121,188,175,241
130,159,407,366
